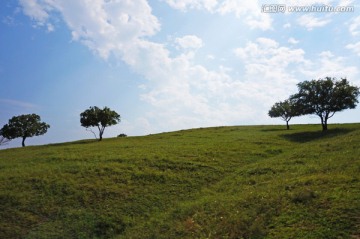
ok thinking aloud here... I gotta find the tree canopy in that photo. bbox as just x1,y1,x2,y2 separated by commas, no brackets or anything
290,77,359,131
80,106,121,141
0,114,50,147
268,99,300,130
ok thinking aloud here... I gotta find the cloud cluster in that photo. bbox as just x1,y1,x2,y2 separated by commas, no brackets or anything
234,38,306,102
19,0,54,31
16,0,359,133
297,15,331,30
163,0,218,11
163,0,272,30
19,0,160,58
17,0,242,130
301,51,358,82
175,35,203,50
347,42,360,56
349,16,360,36
162,0,352,31
234,38,359,101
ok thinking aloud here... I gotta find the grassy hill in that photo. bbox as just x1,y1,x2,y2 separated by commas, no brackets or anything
0,124,359,238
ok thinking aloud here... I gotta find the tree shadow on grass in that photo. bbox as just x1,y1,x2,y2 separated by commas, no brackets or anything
281,128,354,143
48,139,98,147
261,128,289,132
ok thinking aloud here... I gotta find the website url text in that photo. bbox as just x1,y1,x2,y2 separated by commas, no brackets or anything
262,4,354,13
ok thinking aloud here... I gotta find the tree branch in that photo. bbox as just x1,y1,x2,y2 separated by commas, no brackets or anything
0,136,11,146
86,128,98,140
328,111,336,119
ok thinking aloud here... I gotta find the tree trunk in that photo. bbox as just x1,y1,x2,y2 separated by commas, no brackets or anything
97,126,103,141
322,118,328,131
22,137,26,147
286,121,290,130
99,127,104,141
319,115,328,131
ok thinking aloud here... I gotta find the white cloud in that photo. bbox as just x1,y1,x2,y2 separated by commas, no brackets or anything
234,38,305,68
234,37,360,112
256,38,279,48
346,42,360,56
207,54,215,60
300,51,359,80
283,23,291,28
162,0,218,11
245,14,273,31
174,0,360,31
349,16,360,36
19,0,54,31
46,22,54,32
16,0,360,134
217,0,272,30
19,0,161,59
285,0,330,3
164,0,273,30
217,0,256,16
319,51,334,58
234,38,307,102
338,0,355,7
19,0,50,24
297,14,331,30
288,37,299,44
175,35,203,50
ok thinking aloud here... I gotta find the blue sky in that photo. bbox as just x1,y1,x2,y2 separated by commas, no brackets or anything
1,0,360,148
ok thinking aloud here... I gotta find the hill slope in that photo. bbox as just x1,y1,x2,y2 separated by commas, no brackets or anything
0,124,360,238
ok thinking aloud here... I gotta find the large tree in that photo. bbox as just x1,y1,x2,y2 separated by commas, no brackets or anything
0,114,50,147
80,106,120,141
291,77,359,131
268,99,300,130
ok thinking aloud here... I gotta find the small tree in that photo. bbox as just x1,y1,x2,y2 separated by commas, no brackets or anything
291,77,360,131
0,114,50,147
268,99,300,130
80,106,120,141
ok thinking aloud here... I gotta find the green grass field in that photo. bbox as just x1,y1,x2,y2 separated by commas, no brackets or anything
0,124,359,238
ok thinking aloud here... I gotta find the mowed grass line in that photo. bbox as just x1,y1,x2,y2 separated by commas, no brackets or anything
0,124,359,238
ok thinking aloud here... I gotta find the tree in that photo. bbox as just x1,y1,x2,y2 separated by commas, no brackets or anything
268,99,300,130
291,77,360,131
80,106,120,141
0,114,50,147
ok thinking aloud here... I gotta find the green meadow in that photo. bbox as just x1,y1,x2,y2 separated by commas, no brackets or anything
0,124,359,238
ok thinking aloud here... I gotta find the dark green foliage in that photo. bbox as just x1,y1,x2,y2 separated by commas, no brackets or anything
117,133,127,137
0,114,50,147
0,124,359,238
268,99,300,130
80,106,120,141
291,77,360,131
